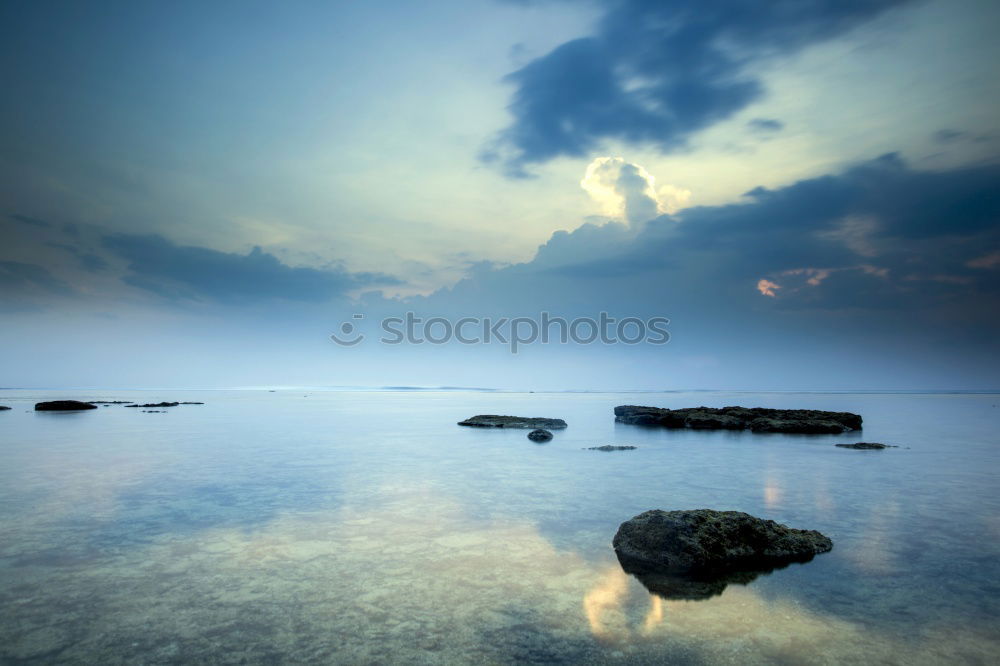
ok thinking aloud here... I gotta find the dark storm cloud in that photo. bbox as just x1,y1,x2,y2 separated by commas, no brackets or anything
487,0,911,174
0,261,74,296
47,242,109,272
102,233,399,304
455,155,1000,317
9,214,51,228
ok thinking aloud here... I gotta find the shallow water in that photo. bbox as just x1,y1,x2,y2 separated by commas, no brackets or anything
1,389,998,664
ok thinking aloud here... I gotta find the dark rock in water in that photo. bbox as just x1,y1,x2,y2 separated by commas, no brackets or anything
613,509,832,577
625,567,771,601
527,429,553,442
836,442,896,450
142,410,166,413
586,445,637,451
0,405,10,411
684,411,745,430
88,401,135,404
458,415,567,429
179,402,204,405
34,400,98,411
127,402,180,408
614,405,861,434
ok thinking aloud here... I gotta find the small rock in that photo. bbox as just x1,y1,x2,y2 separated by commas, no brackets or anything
127,402,180,408
835,442,896,450
0,405,11,411
34,400,98,411
527,429,553,442
458,415,567,429
586,445,637,451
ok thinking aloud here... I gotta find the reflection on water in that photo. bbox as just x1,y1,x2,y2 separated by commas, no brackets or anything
0,390,999,663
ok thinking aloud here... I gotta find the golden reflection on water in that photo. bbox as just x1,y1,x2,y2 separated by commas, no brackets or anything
4,482,999,663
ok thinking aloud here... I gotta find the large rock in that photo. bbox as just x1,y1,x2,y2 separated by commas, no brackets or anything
614,405,861,434
613,509,833,575
458,415,567,429
35,400,98,411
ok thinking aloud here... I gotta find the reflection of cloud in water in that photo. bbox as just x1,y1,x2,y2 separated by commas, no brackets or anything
850,500,901,575
763,475,782,510
3,484,999,663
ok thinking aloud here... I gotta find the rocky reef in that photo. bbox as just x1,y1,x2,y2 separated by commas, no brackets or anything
613,509,832,597
614,405,861,434
458,415,567,429
34,400,99,411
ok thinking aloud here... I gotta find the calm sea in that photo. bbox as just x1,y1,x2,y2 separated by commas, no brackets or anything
1,389,998,664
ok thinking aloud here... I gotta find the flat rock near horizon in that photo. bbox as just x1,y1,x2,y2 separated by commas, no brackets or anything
34,400,99,411
458,415,567,429
615,405,861,434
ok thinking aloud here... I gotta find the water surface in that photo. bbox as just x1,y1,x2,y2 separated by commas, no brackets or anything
1,390,998,663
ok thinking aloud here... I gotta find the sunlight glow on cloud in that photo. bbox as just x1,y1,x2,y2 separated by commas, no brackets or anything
757,279,781,297
580,157,691,225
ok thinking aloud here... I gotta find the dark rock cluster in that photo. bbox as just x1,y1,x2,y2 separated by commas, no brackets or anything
458,415,567,429
614,405,861,434
34,400,98,411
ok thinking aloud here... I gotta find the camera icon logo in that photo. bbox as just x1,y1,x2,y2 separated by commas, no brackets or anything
330,314,365,346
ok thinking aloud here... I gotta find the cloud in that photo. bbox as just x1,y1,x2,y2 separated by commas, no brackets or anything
580,157,690,225
47,242,109,272
102,233,400,304
747,118,784,133
9,214,51,229
0,261,73,294
436,154,1000,321
488,0,912,173
756,279,780,297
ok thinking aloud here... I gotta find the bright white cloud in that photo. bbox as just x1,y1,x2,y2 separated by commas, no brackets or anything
580,157,691,226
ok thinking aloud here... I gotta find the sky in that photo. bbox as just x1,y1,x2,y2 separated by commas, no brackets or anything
1,0,998,390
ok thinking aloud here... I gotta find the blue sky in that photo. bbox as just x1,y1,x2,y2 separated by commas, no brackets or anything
1,0,998,389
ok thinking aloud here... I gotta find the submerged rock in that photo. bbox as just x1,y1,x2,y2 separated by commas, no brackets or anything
458,415,567,429
586,445,637,451
613,509,832,576
179,401,204,405
126,402,180,408
34,400,98,411
614,405,861,434
87,401,135,404
836,442,896,450
527,429,553,442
